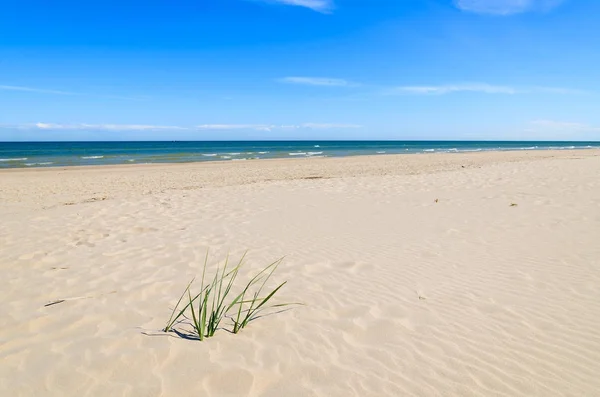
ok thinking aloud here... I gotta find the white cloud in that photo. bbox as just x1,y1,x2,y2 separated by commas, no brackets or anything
279,77,353,87
267,0,332,13
0,85,76,95
454,0,565,15
1,122,362,132
197,123,361,130
34,123,188,131
392,83,518,95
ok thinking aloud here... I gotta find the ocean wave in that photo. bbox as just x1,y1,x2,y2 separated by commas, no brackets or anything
460,149,483,152
548,146,576,150
258,151,269,154
289,152,307,156
0,158,28,162
81,156,104,159
25,162,53,166
314,145,320,148
307,151,323,155
228,152,241,155
376,151,386,154
202,153,217,157
221,155,232,159
423,149,435,152
127,159,135,162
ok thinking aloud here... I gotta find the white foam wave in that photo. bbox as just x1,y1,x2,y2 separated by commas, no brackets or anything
24,162,53,166
423,149,435,152
307,151,323,155
258,151,269,154
376,151,386,154
228,152,241,155
289,152,307,156
0,158,28,162
202,153,217,157
221,156,232,159
81,156,104,159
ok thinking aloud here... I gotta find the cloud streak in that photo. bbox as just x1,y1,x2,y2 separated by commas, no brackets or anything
391,83,518,95
454,0,566,15
1,122,363,132
388,83,585,96
1,84,148,101
0,85,77,96
278,76,353,87
34,123,189,131
197,123,362,131
266,0,332,13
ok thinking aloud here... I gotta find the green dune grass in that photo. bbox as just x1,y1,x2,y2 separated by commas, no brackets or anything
164,252,299,340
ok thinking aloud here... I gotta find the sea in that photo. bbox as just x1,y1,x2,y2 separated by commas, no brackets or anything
1,141,598,169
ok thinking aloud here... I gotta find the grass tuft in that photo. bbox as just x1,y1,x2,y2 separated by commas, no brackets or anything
164,252,299,340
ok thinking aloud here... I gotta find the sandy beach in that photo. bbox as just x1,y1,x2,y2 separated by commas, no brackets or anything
1,149,599,396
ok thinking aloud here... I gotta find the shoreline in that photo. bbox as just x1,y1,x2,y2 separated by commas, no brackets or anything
1,148,598,174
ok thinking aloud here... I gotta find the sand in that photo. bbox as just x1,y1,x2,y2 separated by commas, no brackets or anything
1,150,599,396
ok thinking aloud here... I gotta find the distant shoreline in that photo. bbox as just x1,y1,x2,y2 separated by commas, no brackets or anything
1,140,599,170
1,148,598,175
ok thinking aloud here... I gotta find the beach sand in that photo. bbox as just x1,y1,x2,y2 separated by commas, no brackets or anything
1,150,600,396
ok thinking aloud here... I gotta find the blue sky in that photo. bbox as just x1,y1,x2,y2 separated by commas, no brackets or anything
1,0,599,141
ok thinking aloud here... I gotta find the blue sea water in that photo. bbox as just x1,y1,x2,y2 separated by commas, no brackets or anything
0,141,598,169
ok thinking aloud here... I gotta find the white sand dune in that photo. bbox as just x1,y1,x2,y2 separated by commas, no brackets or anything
1,150,600,396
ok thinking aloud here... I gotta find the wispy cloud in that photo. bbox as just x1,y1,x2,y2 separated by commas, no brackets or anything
265,0,332,13
1,84,148,101
391,83,518,95
278,77,354,87
34,123,188,131
454,0,566,15
0,85,77,95
1,122,363,132
388,83,586,96
197,123,361,131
